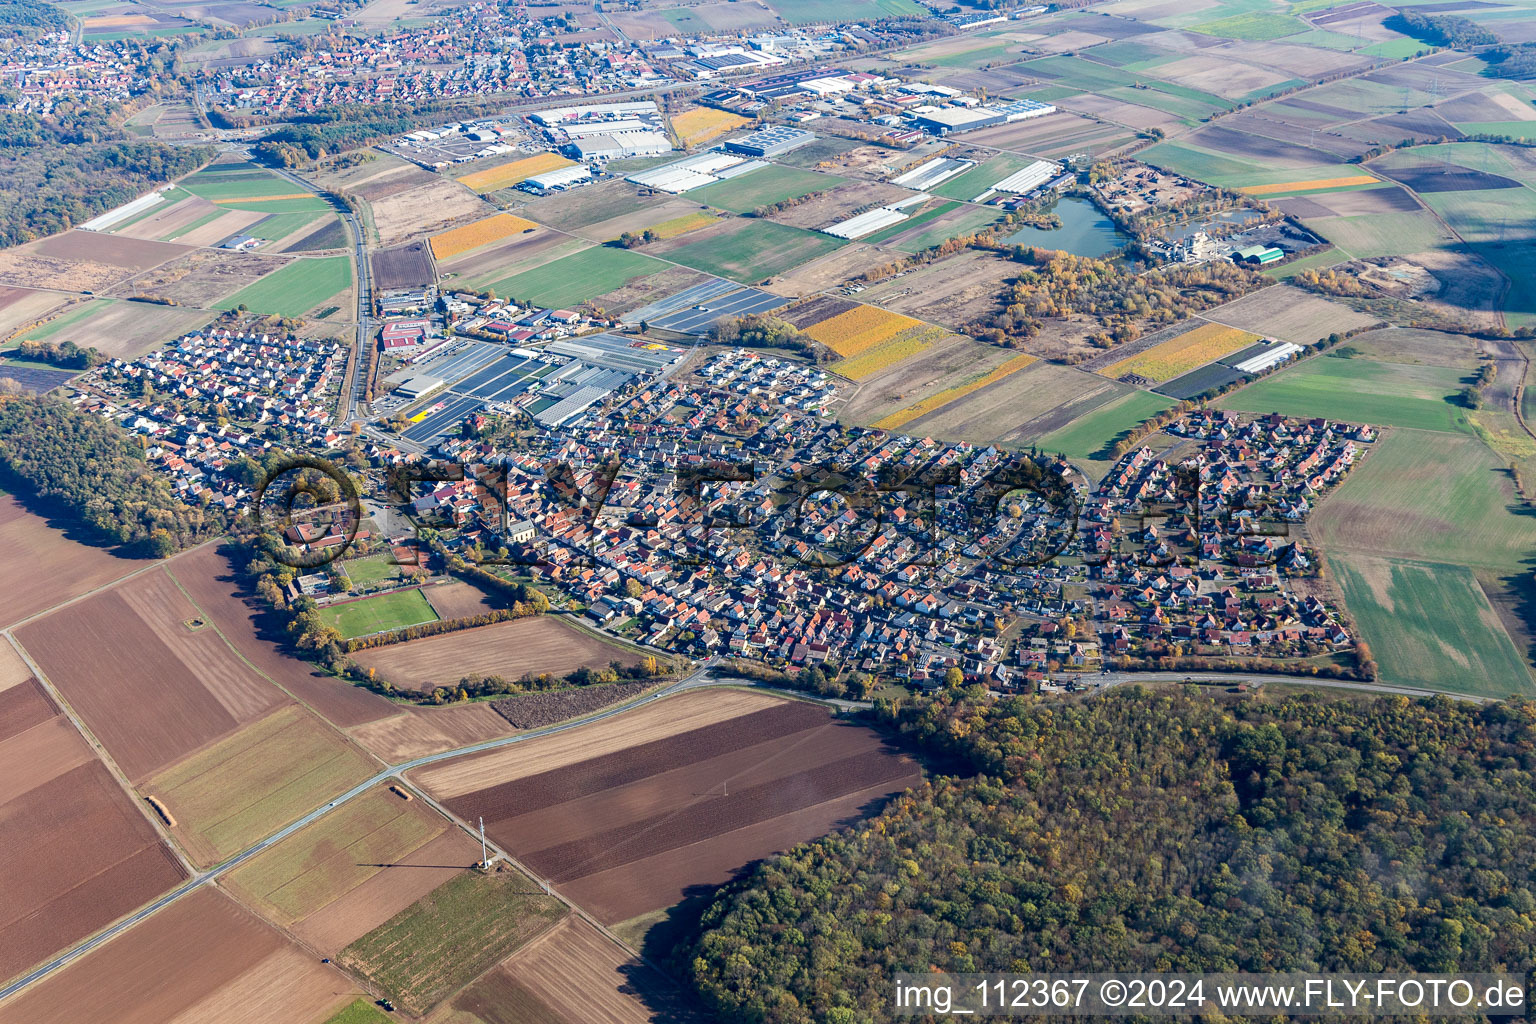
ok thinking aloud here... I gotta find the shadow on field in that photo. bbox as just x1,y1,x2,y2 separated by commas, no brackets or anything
205,539,334,678
1500,548,1536,684
0,476,153,560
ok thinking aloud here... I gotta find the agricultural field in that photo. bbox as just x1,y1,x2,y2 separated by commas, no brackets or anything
420,580,499,619
856,251,1021,331
1102,322,1260,383
456,916,708,1024
318,588,439,639
347,702,521,763
835,333,1017,426
437,230,576,293
658,219,846,284
337,867,565,1015
671,106,750,148
15,567,287,781
179,161,328,209
369,241,434,290
0,888,358,1024
0,231,192,292
688,165,845,214
1034,389,1176,462
456,152,577,194
1327,554,1533,697
143,705,377,866
522,178,674,230
1218,352,1471,432
874,353,1038,431
13,298,209,359
350,615,640,691
412,690,921,927
0,677,185,986
906,360,1131,443
830,324,949,381
368,177,492,246
0,495,155,629
1200,284,1377,344
217,256,352,317
803,303,924,359
113,249,294,309
486,245,667,308
0,286,70,340
225,783,483,953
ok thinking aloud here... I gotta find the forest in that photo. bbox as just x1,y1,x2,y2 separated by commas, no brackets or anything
0,103,213,247
689,687,1536,1024
0,393,224,554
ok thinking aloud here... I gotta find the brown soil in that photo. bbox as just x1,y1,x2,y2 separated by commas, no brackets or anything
489,681,651,729
371,179,491,246
432,695,919,924
370,241,435,290
30,231,192,270
115,249,294,308
0,642,31,692
348,702,516,762
352,616,639,692
0,888,354,1024
0,495,154,630
857,251,1017,330
422,579,504,620
166,544,399,729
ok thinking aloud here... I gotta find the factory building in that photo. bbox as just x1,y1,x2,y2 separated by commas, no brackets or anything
521,164,592,193
723,124,816,157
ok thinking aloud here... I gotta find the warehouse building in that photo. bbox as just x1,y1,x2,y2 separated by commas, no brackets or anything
520,164,592,194
566,131,671,161
909,106,1005,135
723,124,816,157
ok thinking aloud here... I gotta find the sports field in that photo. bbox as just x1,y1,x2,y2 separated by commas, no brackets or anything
338,553,401,587
688,165,843,213
663,220,845,283
1033,390,1174,460
218,256,352,317
319,588,439,639
488,246,666,308
1217,355,1470,432
1329,554,1533,697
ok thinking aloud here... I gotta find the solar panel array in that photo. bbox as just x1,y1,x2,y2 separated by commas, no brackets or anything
649,288,789,335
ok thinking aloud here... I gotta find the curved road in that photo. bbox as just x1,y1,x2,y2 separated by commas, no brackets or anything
0,665,841,1004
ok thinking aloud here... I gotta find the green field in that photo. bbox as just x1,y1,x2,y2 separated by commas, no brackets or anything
1141,141,1265,186
1217,355,1472,432
146,706,377,864
180,166,325,207
689,164,844,213
889,206,1002,252
489,246,665,308
321,1000,394,1024
1329,555,1533,697
319,588,438,638
219,256,352,317
338,869,566,1015
1033,389,1174,460
229,786,440,923
1304,211,1454,259
1312,429,1535,572
20,299,115,341
664,219,846,283
930,155,1033,201
862,199,960,244
929,42,1016,69
338,553,401,588
1361,38,1431,59
766,0,922,23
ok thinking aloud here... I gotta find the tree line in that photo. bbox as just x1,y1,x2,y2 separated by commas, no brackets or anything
0,393,223,555
689,686,1536,1023
341,654,669,705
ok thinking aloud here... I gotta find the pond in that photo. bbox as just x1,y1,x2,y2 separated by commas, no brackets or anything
1001,196,1131,258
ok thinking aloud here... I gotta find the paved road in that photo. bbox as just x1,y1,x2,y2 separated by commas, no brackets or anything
0,663,854,1004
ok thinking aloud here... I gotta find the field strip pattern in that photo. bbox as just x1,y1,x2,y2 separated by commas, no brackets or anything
874,353,1038,431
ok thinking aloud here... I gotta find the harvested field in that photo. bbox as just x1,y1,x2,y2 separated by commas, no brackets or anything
413,689,782,798
1241,174,1382,195
421,580,502,619
16,568,286,781
0,641,29,692
465,915,708,1024
1200,284,1377,344
763,180,914,230
0,494,153,629
907,360,1127,442
490,681,653,729
352,616,639,691
0,287,69,340
370,179,491,245
278,216,348,253
573,198,716,243
0,681,186,987
428,213,540,260
0,888,357,1024
856,251,1017,330
1152,53,1290,98
439,228,573,291
1276,185,1421,217
110,194,219,241
874,354,1038,430
166,544,399,729
782,294,858,329
347,702,516,763
836,334,1008,426
0,250,138,293
338,867,565,1015
457,153,577,194
146,705,378,866
115,249,293,308
1103,322,1259,382
28,230,191,270
226,783,452,938
13,298,210,359
521,179,672,230
423,692,920,925
370,241,434,290
671,107,750,149
1370,158,1522,193
765,242,900,297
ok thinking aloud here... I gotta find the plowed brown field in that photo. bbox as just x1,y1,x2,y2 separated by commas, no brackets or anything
0,678,185,985
351,616,639,691
0,495,153,629
0,888,356,1024
420,692,920,924
16,567,287,781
